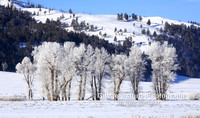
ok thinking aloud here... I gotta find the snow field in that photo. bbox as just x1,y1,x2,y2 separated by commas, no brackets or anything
0,71,200,118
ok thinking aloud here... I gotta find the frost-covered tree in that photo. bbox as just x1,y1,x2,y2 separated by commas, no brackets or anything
2,62,8,71
148,41,178,100
16,57,36,100
82,45,95,100
93,47,111,100
111,54,127,101
73,43,93,100
60,42,76,101
125,45,146,100
32,42,63,101
37,63,51,101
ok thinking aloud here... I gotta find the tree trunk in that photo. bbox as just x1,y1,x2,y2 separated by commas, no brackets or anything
54,70,59,101
68,80,72,101
134,65,140,101
78,75,83,101
63,84,67,101
50,69,54,101
114,78,123,101
91,75,94,100
82,76,87,100
47,93,51,101
29,89,33,100
97,73,103,100
94,76,98,100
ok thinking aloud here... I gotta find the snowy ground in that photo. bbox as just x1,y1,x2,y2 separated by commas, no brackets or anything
0,71,200,118
0,101,200,118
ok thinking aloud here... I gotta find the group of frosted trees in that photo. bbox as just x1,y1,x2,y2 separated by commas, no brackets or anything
16,41,178,101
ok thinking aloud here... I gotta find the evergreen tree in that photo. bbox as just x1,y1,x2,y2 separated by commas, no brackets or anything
117,14,122,20
38,4,42,8
44,11,47,15
141,29,146,34
139,16,143,21
71,19,80,31
39,8,42,12
153,31,157,37
132,31,135,35
124,13,128,21
27,0,30,5
99,31,102,36
90,25,94,31
147,19,151,25
114,27,117,32
31,3,35,8
103,33,107,38
114,36,117,42
69,9,73,14
37,11,39,16
80,21,86,30
132,13,137,20
124,28,127,33
147,29,150,36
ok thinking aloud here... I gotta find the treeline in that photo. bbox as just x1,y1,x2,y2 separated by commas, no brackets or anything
16,41,178,101
188,21,200,26
26,0,44,8
155,22,200,77
0,5,132,72
117,13,143,21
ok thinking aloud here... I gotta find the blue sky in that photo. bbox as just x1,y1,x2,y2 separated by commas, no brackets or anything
22,0,200,22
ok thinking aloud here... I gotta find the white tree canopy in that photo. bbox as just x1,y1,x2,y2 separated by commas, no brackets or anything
16,56,36,99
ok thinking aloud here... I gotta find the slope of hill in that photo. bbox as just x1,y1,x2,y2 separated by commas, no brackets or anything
0,0,196,53
0,0,200,77
29,10,194,53
0,0,28,8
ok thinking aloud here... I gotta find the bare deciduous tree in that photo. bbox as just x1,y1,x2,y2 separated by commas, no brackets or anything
148,41,178,100
125,45,146,100
111,54,127,101
16,57,36,100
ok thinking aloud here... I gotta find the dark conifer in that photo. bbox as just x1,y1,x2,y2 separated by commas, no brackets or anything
147,19,151,25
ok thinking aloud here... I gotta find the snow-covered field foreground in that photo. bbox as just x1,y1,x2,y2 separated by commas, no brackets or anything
0,71,200,118
0,101,200,118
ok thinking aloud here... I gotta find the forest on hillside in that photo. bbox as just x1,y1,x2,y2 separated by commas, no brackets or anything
155,23,200,77
0,5,200,78
0,5,132,72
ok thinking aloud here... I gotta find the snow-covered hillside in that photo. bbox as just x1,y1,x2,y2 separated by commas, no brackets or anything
0,0,197,52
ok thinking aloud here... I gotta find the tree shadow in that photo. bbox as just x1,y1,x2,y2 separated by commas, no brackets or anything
173,76,191,83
